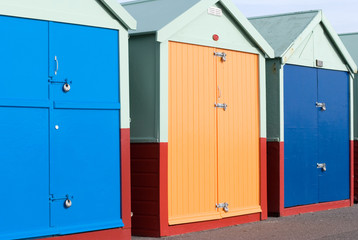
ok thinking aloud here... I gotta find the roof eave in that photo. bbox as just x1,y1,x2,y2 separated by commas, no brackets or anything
280,10,357,73
321,14,357,73
101,0,137,30
156,0,274,57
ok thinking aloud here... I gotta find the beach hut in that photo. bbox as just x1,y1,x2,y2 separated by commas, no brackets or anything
340,32,358,202
123,0,274,237
0,1,136,239
250,10,357,216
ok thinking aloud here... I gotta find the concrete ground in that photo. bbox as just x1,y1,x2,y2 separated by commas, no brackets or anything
133,204,358,240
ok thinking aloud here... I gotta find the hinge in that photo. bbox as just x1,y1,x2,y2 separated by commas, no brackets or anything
216,202,229,212
214,52,227,62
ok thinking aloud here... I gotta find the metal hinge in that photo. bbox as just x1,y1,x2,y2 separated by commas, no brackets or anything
317,163,327,172
215,103,228,111
216,202,229,212
316,102,326,111
214,52,227,62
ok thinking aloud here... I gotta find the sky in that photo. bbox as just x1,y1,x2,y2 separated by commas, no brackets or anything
117,0,358,34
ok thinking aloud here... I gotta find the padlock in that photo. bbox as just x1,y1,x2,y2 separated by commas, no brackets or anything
65,199,72,208
63,83,71,93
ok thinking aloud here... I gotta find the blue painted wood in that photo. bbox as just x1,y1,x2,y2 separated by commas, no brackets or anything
317,69,350,202
49,22,119,103
0,108,50,239
0,16,122,240
0,16,48,102
284,64,319,208
49,22,123,233
0,16,50,240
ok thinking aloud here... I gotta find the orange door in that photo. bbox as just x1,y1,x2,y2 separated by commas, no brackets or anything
168,42,220,225
168,42,261,225
216,49,261,218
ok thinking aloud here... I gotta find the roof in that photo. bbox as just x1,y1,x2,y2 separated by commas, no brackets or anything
122,0,274,57
340,33,358,66
101,0,136,30
249,10,357,73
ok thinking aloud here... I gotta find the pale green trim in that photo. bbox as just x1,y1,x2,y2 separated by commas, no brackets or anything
279,65,284,142
355,74,358,139
350,74,354,140
285,59,348,72
101,0,137,30
0,0,135,31
259,54,267,138
156,0,274,57
168,38,260,55
119,29,131,129
159,42,169,143
321,14,357,73
281,12,321,64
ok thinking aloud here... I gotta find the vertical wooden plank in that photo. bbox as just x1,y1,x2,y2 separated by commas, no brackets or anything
168,42,220,225
217,49,261,218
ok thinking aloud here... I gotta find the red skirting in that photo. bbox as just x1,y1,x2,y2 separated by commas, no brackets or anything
39,128,131,240
132,139,267,237
281,200,351,217
354,140,358,202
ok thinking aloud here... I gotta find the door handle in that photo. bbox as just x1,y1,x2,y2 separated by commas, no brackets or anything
317,163,327,171
316,102,326,111
215,103,227,111
54,56,59,75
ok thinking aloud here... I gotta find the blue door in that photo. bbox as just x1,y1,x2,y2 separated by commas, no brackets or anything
48,22,123,234
0,16,50,240
317,69,350,202
284,65,350,208
284,65,319,207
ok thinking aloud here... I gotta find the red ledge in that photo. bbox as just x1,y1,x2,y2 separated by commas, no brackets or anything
281,200,351,217
39,228,130,240
161,213,261,237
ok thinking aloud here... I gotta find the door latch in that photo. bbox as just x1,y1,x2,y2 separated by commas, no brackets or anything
316,102,326,111
215,103,228,111
317,163,327,172
216,202,229,212
214,52,227,62
50,194,74,209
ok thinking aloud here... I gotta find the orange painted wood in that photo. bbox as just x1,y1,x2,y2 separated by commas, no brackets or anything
168,42,261,225
216,48,261,218
168,42,220,225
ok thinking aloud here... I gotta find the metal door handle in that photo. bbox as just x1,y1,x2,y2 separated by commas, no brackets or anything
316,102,326,111
215,103,227,111
317,163,327,171
55,56,59,75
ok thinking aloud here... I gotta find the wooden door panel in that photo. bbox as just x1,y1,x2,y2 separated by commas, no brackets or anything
168,42,220,225
216,49,261,218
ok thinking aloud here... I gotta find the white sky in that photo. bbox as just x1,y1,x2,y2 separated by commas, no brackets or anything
117,0,358,34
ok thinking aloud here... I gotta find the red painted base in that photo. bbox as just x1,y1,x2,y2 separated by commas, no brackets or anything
39,129,132,240
281,200,351,217
267,140,354,217
39,228,130,240
131,139,267,237
354,140,358,202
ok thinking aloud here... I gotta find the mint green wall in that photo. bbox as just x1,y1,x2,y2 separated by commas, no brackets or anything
129,34,159,142
286,23,347,71
169,3,258,54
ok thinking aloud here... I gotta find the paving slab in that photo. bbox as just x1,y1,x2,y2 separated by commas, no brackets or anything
133,204,358,240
